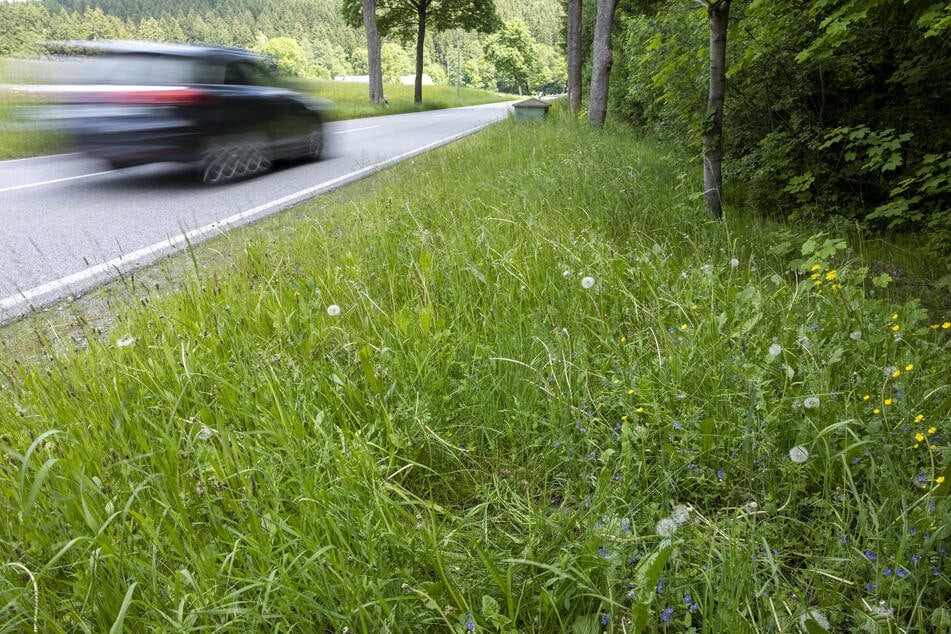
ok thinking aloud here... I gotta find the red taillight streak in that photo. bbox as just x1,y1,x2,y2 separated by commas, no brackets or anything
99,88,216,105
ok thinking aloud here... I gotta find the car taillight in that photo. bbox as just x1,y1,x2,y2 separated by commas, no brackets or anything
97,87,217,105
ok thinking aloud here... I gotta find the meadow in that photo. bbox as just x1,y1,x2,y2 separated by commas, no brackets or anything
0,109,948,632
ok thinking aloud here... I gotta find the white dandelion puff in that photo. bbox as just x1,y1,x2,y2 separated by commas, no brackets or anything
798,609,830,632
581,276,596,289
803,396,820,409
768,343,782,356
701,264,713,276
196,425,217,441
326,304,341,316
656,517,678,538
670,504,692,525
850,330,862,340
116,337,136,348
730,258,740,268
789,445,810,464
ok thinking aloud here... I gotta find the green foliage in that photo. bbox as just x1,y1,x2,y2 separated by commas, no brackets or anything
1,112,948,632
612,0,951,266
483,19,538,94
256,36,311,77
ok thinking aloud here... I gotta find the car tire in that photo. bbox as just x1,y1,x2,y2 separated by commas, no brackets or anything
200,136,271,185
304,121,323,161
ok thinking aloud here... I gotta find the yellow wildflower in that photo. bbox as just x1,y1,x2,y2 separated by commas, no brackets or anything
635,407,644,414
892,369,901,378
891,324,900,332
811,264,821,271
915,414,925,423
937,476,946,485
943,321,951,329
825,270,837,280
873,408,881,414
916,433,925,442
863,395,870,401
892,313,899,320
884,399,893,405
928,427,937,435
905,364,914,371
811,273,821,280
627,389,634,395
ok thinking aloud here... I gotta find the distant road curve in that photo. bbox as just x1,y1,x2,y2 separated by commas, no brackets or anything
0,101,515,323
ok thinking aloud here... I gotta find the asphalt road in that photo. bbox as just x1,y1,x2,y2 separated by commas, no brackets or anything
0,101,515,322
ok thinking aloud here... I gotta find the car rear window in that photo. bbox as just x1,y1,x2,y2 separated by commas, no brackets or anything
77,54,222,86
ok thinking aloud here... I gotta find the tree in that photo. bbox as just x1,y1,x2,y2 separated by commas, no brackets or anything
259,36,311,76
587,0,617,128
566,0,582,112
345,0,500,103
699,0,729,220
483,19,537,94
362,0,385,104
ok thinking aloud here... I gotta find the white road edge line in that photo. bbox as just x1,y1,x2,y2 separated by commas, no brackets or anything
335,125,381,134
1,119,501,322
0,169,115,193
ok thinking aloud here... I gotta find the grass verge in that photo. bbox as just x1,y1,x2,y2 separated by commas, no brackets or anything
0,109,949,632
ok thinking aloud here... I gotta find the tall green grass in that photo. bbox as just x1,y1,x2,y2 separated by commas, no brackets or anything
0,110,948,632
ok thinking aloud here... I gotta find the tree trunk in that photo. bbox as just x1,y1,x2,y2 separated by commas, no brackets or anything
567,0,582,112
362,0,384,104
414,2,427,103
702,0,730,220
587,0,617,128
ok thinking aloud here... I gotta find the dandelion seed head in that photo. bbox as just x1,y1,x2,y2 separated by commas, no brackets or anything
670,504,692,525
804,396,820,409
789,445,809,463
768,343,782,356
656,517,678,538
326,304,341,316
798,609,830,632
196,425,216,441
581,276,595,289
850,330,862,340
116,337,136,347
730,258,740,268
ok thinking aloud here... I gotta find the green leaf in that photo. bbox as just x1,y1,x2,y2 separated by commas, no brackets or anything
109,582,138,634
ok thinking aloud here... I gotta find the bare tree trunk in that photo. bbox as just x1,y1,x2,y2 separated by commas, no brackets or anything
702,0,730,220
414,3,427,103
567,0,582,112
362,0,384,104
587,0,618,128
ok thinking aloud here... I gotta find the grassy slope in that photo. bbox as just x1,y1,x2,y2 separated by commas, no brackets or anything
0,110,948,632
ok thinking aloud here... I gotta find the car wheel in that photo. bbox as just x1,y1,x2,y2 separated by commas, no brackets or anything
304,123,323,161
201,137,271,184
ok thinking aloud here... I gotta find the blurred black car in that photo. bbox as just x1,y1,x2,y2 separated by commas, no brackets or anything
42,40,328,183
